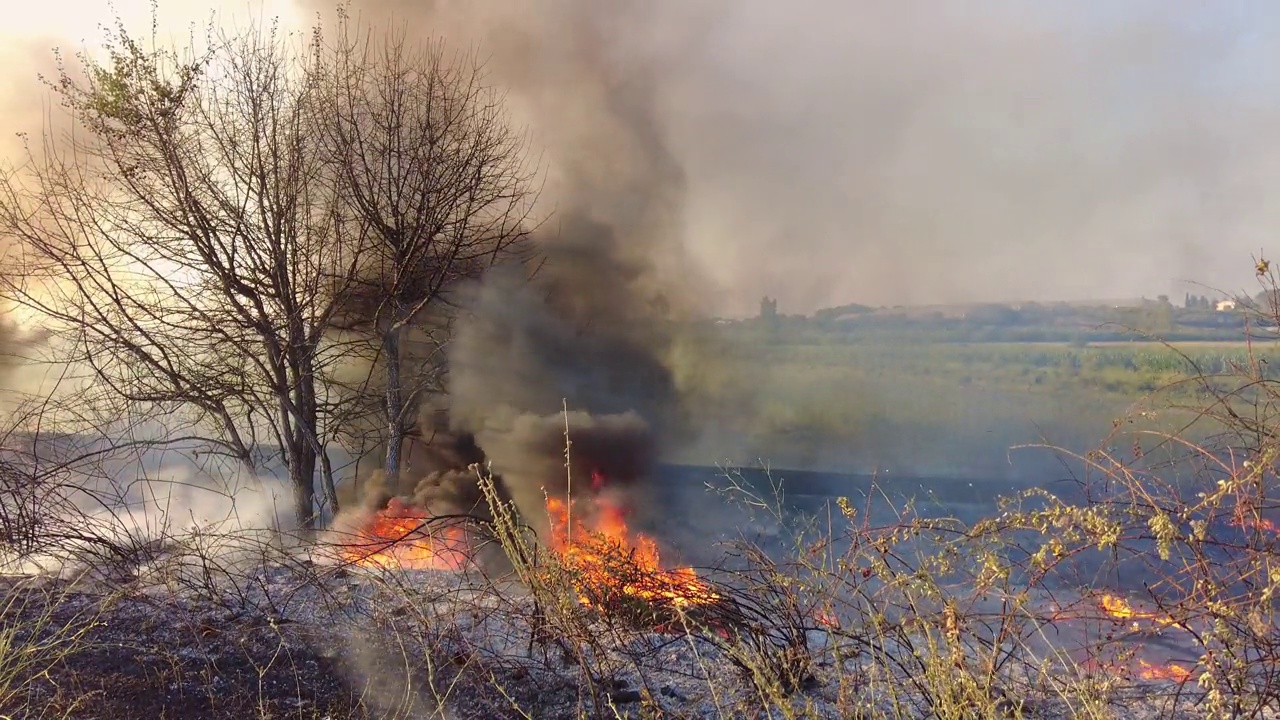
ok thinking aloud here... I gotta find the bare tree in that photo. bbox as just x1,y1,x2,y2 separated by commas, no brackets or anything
0,15,361,530
314,19,539,489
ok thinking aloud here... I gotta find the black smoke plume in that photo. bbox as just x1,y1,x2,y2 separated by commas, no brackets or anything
441,215,679,537
322,0,713,541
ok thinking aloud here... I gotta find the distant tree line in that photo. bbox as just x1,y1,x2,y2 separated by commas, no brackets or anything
720,295,1261,346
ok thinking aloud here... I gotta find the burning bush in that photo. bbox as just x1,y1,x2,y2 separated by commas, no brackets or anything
337,497,472,571
543,477,720,615
335,468,723,634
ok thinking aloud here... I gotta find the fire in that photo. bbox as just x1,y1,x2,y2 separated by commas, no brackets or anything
1235,513,1279,535
1094,594,1197,683
814,609,840,629
544,475,719,610
337,473,719,616
1248,517,1278,533
1136,658,1195,683
1098,593,1174,627
339,497,469,571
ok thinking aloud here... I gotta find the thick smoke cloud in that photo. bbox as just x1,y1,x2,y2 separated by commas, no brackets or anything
315,0,709,535
442,218,679,535
295,0,1280,529
448,216,682,434
7,1,1279,347
306,0,1280,316
11,0,1280,525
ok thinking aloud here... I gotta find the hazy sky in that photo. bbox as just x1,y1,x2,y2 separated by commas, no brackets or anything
4,1,1280,316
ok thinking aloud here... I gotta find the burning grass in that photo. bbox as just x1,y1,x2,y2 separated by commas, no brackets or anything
312,456,1238,717
543,486,721,613
337,497,471,571
335,468,725,636
311,441,1278,718
0,458,1261,720
221,396,1280,720
12,266,1280,718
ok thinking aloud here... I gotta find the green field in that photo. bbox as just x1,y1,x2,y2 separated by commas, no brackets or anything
671,338,1276,479
758,341,1275,395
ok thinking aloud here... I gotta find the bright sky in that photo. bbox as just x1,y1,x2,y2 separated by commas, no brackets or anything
0,0,302,91
0,0,302,336
5,0,1280,312
0,0,301,44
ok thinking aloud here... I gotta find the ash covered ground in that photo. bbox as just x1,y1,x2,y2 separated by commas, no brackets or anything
0,562,1206,719
0,469,1222,720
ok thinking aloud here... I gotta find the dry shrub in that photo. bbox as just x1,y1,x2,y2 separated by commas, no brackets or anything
0,578,106,716
18,278,1280,718
703,471,1094,719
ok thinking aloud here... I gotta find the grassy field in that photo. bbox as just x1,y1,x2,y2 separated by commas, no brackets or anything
672,338,1274,478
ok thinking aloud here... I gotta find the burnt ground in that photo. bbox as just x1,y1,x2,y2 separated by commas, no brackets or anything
0,566,674,720
0,559,1217,720
0,583,371,720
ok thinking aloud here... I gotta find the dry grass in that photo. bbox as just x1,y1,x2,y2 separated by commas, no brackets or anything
0,465,1219,719
0,424,1218,719
6,264,1280,717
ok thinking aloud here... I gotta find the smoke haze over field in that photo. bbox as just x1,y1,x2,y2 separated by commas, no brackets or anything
3,1,1280,314
280,0,1280,316
5,1,1280,486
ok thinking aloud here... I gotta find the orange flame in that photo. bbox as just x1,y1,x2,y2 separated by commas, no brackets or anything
339,498,469,570
1097,595,1195,682
1235,513,1279,535
814,609,839,629
544,474,719,609
339,474,719,615
1098,594,1175,627
1136,658,1195,683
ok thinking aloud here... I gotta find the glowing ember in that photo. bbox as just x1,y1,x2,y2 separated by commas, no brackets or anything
339,498,469,570
545,473,719,610
1136,658,1195,683
1235,513,1279,535
1098,593,1175,627
814,609,839,629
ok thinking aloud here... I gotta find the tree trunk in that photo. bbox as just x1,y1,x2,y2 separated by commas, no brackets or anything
290,440,318,532
286,355,321,532
383,327,405,489
317,447,338,519
296,369,339,519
